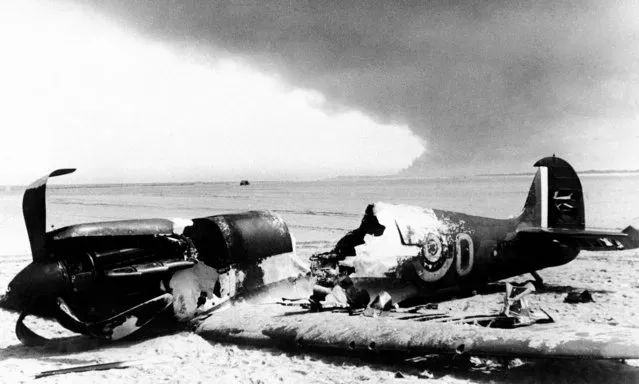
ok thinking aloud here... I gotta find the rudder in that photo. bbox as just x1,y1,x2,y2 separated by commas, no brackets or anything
519,156,585,230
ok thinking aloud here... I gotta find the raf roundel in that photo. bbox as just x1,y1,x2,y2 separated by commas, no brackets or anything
413,232,454,282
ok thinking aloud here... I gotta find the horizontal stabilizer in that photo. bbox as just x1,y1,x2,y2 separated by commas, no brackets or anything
515,227,639,251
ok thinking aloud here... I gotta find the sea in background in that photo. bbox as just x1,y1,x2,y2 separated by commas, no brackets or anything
1,174,638,257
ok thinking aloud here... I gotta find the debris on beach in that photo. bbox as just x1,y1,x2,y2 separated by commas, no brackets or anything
564,290,595,304
35,359,166,379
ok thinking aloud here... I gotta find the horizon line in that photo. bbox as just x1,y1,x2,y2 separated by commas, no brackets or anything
2,167,639,189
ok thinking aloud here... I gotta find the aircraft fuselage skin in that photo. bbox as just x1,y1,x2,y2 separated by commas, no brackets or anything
398,209,579,289
315,156,635,302
319,205,577,302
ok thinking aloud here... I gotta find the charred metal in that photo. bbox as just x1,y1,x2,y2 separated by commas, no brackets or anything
1,169,298,344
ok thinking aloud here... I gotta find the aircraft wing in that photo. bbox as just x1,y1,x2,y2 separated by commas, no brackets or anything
515,226,639,251
194,303,639,360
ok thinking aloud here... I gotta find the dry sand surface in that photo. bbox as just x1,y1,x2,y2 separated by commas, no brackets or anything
1,245,638,384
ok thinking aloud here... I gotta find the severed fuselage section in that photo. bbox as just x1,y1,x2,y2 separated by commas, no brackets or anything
309,156,639,309
0,169,309,345
310,202,543,307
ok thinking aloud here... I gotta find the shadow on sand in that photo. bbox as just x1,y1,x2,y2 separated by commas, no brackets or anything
536,284,612,295
223,341,639,384
0,321,186,362
2,321,638,384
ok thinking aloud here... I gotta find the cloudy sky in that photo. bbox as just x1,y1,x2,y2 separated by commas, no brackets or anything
1,0,637,184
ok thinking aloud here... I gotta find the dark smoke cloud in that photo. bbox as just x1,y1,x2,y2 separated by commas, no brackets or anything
71,0,639,175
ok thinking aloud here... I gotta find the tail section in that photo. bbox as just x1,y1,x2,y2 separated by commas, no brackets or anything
516,156,638,252
519,155,585,230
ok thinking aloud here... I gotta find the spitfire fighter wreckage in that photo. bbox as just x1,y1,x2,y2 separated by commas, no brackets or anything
0,168,309,345
2,156,639,360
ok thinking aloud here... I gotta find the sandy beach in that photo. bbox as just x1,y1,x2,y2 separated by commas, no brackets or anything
2,247,639,384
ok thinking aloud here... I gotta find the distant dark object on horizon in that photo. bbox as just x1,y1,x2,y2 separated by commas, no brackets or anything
240,180,250,186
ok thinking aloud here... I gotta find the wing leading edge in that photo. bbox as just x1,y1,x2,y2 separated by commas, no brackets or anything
195,303,639,360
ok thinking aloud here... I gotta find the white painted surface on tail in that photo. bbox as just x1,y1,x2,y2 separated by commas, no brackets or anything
540,166,548,228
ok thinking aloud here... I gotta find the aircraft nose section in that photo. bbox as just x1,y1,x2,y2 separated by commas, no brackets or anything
3,262,68,311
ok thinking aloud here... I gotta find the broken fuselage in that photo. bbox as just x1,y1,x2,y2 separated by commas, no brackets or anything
312,156,637,303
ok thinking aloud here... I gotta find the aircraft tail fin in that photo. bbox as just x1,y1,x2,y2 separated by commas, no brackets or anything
519,156,585,230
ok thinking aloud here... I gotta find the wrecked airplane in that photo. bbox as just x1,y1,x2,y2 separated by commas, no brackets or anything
309,155,639,306
2,156,639,361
